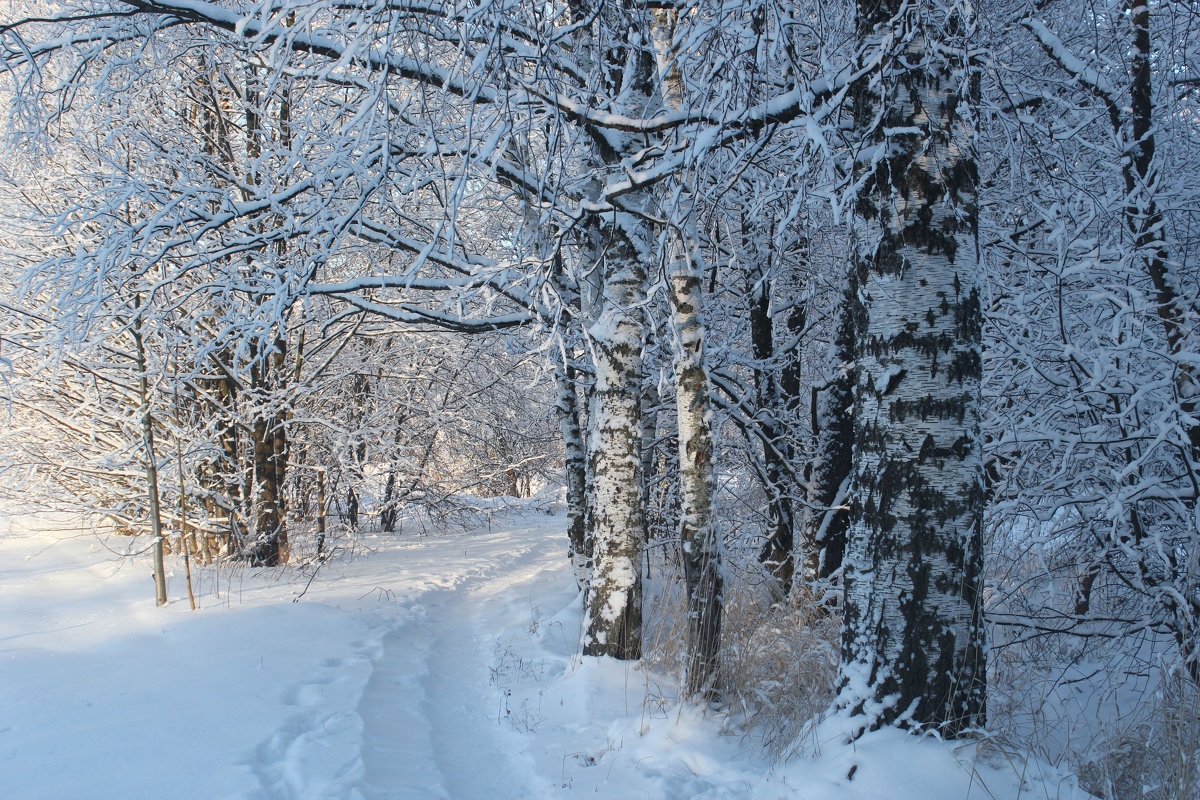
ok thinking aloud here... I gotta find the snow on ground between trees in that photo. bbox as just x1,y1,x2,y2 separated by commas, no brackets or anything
0,512,1092,799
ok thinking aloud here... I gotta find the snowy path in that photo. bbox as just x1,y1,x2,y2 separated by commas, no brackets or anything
0,513,569,800
1,511,1090,800
240,517,568,800
354,536,559,800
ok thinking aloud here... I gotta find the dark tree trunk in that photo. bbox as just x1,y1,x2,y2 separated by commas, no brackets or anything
557,357,591,590
270,336,289,561
246,344,286,567
346,486,359,531
380,420,404,533
806,283,855,585
1124,0,1200,684
749,261,796,595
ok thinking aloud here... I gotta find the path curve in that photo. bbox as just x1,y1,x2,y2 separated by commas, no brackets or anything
352,523,564,800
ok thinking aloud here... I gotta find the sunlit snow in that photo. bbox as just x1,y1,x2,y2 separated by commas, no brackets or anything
0,510,1093,799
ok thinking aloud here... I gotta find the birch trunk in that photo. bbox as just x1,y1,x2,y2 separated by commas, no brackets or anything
579,1,657,661
639,363,659,560
837,0,986,736
582,219,648,660
667,232,722,698
653,7,723,696
557,356,591,590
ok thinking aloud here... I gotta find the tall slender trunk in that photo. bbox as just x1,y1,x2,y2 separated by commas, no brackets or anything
807,279,855,586
209,353,242,557
270,334,289,561
1124,0,1199,682
666,231,722,699
171,363,198,610
653,8,723,697
578,1,657,661
380,419,404,533
316,468,327,559
837,0,986,736
639,361,659,568
248,345,285,567
132,297,168,606
1027,5,1200,682
747,253,795,594
177,435,197,611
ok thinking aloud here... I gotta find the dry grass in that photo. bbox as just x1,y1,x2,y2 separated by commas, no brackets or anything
1077,671,1199,800
720,583,841,757
640,562,840,759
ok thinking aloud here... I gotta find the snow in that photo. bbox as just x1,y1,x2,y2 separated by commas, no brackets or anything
1,511,1093,799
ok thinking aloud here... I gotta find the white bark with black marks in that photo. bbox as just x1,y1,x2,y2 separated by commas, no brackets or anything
580,5,657,661
837,0,986,737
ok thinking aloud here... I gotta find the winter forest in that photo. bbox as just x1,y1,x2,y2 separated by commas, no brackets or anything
0,0,1198,797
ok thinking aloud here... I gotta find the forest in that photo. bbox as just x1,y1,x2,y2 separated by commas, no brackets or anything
1,0,1198,798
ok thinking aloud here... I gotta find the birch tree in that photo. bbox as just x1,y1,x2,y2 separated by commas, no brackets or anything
652,7,722,697
837,0,987,735
575,2,657,661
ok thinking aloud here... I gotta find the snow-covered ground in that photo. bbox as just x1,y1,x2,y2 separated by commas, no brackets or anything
0,511,1093,799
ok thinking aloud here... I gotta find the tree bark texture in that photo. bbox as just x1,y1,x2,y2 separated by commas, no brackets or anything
579,2,657,661
807,282,856,585
667,232,723,699
837,0,987,736
247,341,288,567
582,219,648,660
653,7,723,696
748,261,796,595
557,357,591,591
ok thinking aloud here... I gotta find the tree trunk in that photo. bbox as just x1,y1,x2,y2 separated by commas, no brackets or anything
1124,0,1200,684
652,6,724,697
249,411,284,566
176,425,197,610
579,1,657,662
667,230,723,699
380,421,403,533
1027,2,1200,684
806,282,855,586
557,357,591,591
247,345,285,567
270,335,289,561
582,222,648,661
133,300,168,606
316,468,328,559
837,0,986,736
214,363,242,558
346,486,359,531
639,362,660,573
747,255,796,595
